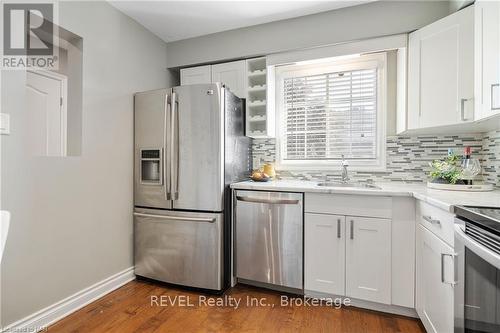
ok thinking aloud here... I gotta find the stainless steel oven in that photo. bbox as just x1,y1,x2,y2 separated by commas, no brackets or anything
454,206,500,333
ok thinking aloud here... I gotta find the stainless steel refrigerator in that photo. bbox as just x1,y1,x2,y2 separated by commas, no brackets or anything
133,83,250,292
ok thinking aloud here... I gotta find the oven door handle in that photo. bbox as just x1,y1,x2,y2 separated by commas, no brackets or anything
454,224,500,270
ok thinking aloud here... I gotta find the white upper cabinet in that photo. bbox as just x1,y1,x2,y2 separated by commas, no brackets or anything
211,60,246,98
181,61,247,98
180,65,211,85
475,0,500,120
408,5,474,130
304,213,345,296
345,216,392,305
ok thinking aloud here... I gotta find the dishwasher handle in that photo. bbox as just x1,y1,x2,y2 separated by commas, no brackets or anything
236,195,300,205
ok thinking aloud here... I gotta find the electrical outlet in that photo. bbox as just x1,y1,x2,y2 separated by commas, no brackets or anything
0,113,10,135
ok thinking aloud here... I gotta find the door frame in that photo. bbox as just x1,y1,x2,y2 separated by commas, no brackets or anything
26,69,68,156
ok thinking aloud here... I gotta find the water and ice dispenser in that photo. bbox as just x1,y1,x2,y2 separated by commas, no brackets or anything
140,149,162,185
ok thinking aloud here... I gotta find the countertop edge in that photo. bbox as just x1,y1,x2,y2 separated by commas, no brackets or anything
230,181,499,213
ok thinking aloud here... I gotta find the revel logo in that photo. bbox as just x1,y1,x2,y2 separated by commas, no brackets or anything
3,3,53,56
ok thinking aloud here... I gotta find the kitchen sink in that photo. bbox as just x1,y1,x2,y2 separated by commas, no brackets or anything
316,182,382,190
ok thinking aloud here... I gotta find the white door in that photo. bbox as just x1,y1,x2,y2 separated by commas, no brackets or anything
180,65,211,85
475,0,500,120
211,60,246,98
416,225,454,333
345,216,391,304
408,5,474,129
26,70,67,156
304,213,345,295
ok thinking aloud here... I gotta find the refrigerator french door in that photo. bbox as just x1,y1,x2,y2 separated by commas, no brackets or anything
133,83,248,292
134,85,224,211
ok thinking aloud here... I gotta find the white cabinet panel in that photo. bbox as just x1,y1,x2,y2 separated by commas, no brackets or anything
305,213,345,295
180,65,211,85
417,200,455,247
475,0,500,120
416,225,454,333
407,31,421,130
408,6,474,129
420,25,460,126
391,197,415,308
346,216,391,304
211,60,246,98
304,193,392,219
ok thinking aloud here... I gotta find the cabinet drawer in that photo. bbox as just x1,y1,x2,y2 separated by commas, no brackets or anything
416,201,455,246
305,193,392,219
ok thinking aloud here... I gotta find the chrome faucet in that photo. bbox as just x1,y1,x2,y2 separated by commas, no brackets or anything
340,155,350,183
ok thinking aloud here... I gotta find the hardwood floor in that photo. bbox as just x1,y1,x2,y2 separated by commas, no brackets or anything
49,280,425,333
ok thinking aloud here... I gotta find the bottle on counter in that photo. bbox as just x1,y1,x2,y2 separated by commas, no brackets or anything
462,147,472,185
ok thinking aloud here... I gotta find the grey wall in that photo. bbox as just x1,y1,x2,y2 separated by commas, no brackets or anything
449,0,474,12
1,1,168,326
166,1,451,68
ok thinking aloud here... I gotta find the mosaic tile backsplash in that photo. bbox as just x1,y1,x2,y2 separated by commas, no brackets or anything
252,130,500,187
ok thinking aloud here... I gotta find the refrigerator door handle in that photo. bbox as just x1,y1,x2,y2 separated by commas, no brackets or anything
133,212,215,223
164,93,171,200
171,91,179,200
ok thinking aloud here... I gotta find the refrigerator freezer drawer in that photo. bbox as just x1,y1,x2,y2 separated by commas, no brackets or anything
235,191,303,290
134,209,223,291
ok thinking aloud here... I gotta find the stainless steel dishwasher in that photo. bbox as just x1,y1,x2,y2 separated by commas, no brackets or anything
234,190,303,293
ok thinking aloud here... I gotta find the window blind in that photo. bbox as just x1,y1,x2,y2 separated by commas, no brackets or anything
283,68,378,161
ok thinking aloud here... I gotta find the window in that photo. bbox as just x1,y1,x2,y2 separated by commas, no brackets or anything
275,53,387,170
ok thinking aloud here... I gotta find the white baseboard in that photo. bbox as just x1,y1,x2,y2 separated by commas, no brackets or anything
2,267,135,333
305,290,418,318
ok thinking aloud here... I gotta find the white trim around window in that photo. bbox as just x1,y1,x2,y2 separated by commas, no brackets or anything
274,53,387,171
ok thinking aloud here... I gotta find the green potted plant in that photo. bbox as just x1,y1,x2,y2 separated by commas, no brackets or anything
428,153,465,184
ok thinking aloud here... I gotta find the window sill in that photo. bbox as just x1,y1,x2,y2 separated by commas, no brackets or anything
276,162,388,172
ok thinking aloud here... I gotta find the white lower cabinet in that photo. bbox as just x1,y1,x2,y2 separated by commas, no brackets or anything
416,224,455,333
305,213,391,304
304,193,415,313
346,216,392,304
305,213,345,295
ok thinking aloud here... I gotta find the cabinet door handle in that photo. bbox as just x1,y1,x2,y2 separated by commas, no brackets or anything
441,253,457,286
423,215,441,225
460,98,472,121
337,219,341,239
350,220,354,240
492,83,500,110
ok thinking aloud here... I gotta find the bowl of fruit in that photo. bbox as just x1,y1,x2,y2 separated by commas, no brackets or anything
250,170,272,182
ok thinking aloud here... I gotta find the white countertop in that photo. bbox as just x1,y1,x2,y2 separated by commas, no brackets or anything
231,180,500,213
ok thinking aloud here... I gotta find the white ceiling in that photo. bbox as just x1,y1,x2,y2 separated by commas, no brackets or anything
109,1,372,42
